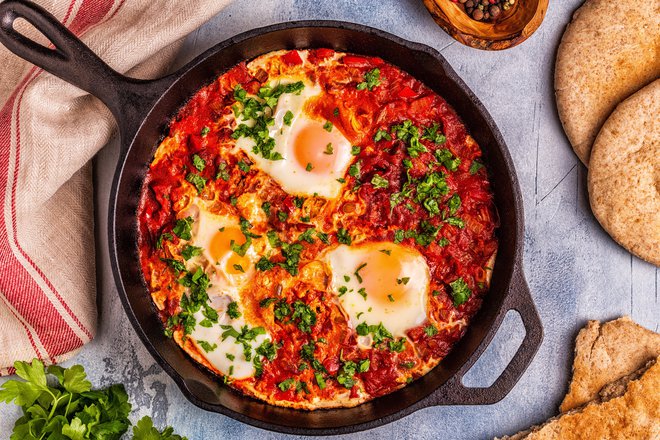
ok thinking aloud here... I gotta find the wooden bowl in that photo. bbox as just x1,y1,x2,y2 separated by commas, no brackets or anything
423,0,548,50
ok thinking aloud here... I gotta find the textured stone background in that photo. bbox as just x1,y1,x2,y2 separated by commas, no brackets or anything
1,0,658,438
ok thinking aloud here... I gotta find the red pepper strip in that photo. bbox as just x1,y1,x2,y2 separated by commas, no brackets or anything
282,50,303,65
398,86,417,99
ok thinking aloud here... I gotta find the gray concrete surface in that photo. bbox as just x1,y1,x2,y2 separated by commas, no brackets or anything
1,0,658,438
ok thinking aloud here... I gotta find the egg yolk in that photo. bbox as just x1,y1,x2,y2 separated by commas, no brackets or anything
292,120,339,174
357,245,417,306
209,226,250,275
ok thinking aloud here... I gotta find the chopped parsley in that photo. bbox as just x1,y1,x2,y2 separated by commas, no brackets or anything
392,120,427,158
277,211,289,222
348,161,361,179
371,174,389,189
186,173,206,194
181,245,202,260
283,110,294,126
259,297,277,308
323,121,333,132
470,160,484,174
354,263,367,283
350,145,361,156
279,242,304,275
324,143,334,155
227,301,241,319
444,216,465,228
256,340,279,361
192,154,206,172
305,163,313,172
448,194,461,215
425,324,438,337
388,338,406,353
262,201,271,216
160,258,185,274
231,82,305,161
314,372,326,389
435,148,460,172
397,277,410,285
358,288,367,300
337,228,352,245
255,256,275,271
373,128,391,142
450,278,472,306
216,161,230,181
237,160,250,173
200,126,210,137
232,264,244,273
421,123,446,144
278,378,295,392
156,232,172,250
298,228,316,244
356,68,381,91
197,340,217,352
387,294,395,302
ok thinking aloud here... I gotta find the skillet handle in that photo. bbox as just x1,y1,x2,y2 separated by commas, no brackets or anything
431,265,543,405
0,0,171,140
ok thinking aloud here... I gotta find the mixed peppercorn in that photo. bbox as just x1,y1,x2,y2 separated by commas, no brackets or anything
452,0,516,22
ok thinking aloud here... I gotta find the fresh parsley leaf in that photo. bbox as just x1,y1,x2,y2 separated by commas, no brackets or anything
192,154,206,172
185,172,206,194
161,258,186,274
283,110,294,126
421,123,446,144
323,120,333,132
337,228,352,245
370,174,389,189
444,217,465,228
356,68,381,91
448,194,461,215
132,415,188,440
435,148,461,171
373,128,391,142
227,301,241,319
197,340,217,352
424,324,438,337
156,232,172,250
350,145,361,156
181,245,202,261
450,278,472,306
173,217,194,240
278,378,295,392
470,160,484,174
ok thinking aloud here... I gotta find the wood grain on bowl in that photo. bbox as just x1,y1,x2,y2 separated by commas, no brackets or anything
423,0,548,50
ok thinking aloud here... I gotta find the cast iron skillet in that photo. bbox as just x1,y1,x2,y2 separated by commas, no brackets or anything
0,0,543,435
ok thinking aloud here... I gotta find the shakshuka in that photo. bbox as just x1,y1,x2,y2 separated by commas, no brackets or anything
137,49,498,409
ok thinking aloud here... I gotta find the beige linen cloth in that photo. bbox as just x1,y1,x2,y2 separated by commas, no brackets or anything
0,0,231,375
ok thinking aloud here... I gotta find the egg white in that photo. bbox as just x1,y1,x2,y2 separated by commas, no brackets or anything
324,243,430,346
234,77,353,199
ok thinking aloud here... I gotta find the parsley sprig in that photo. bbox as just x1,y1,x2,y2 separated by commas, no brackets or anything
0,359,187,440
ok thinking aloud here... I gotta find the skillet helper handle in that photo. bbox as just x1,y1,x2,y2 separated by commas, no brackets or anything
0,0,170,139
433,266,543,405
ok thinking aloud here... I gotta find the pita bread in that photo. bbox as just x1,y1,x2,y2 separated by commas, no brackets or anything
561,317,660,412
555,0,660,165
587,80,660,266
496,358,660,440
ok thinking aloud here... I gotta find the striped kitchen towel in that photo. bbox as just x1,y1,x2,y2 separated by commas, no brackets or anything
0,0,230,374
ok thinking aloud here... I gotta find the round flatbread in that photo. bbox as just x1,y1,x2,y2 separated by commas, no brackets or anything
588,80,659,266
555,0,660,165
